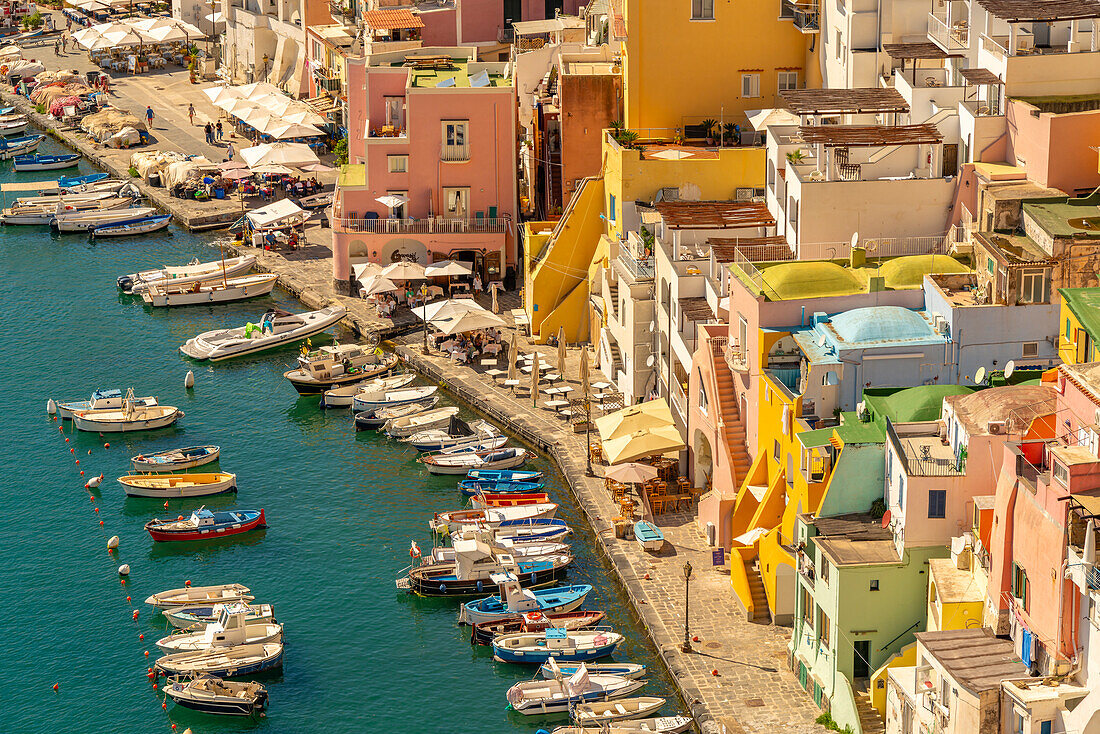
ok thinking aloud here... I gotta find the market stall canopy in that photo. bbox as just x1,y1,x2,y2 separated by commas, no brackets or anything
240,142,320,168
424,260,472,277
380,260,427,281
246,199,308,228
594,398,675,442
602,425,686,465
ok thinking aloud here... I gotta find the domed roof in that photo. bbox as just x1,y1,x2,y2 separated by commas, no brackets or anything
877,254,969,289
829,306,936,345
760,261,863,300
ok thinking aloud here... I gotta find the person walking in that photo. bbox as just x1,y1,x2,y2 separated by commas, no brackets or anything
203,122,213,145
66,16,72,31
187,104,195,125
145,106,154,129
54,39,60,56
215,121,223,141
226,142,234,161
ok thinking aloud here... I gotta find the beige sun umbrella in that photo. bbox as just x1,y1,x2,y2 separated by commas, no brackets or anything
508,330,519,383
605,462,658,483
381,260,427,281
531,347,541,407
239,142,320,168
203,85,243,106
579,344,591,401
594,398,675,442
266,121,325,139
556,325,567,377
602,425,686,465
491,283,499,314
434,309,505,336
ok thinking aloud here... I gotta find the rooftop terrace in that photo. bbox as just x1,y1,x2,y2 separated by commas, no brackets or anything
914,628,1023,694
807,512,900,566
1023,193,1100,239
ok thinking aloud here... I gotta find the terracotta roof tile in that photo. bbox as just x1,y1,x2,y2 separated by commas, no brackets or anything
363,8,424,29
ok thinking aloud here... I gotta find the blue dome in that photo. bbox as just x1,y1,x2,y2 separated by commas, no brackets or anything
829,306,935,345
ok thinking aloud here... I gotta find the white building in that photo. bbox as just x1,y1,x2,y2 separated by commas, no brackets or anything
220,0,327,95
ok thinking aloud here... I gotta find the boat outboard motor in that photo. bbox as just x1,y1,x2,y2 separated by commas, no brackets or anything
117,274,134,291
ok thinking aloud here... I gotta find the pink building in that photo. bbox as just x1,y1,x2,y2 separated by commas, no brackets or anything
330,47,517,291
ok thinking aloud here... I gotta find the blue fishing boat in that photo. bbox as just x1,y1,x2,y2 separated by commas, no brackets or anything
458,572,592,624
634,521,666,552
13,153,81,171
399,538,571,596
0,134,42,159
466,469,543,483
540,661,647,680
458,479,545,497
0,107,13,115
58,172,108,187
491,627,624,664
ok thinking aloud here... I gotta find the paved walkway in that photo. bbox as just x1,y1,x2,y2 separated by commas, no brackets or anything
394,314,824,734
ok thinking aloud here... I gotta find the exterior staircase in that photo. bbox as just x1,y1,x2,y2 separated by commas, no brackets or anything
855,686,886,734
712,347,751,483
745,558,772,623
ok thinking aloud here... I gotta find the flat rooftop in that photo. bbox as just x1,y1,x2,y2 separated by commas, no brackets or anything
974,232,1051,263
915,628,1023,694
945,384,1057,435
808,513,900,566
896,427,965,477
1024,195,1100,239
1060,287,1100,340
929,558,985,604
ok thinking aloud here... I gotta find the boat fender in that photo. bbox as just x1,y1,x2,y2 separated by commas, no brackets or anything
439,584,446,593
476,581,483,592
530,573,537,585
107,535,119,549
184,370,194,389
118,564,130,575
46,398,56,414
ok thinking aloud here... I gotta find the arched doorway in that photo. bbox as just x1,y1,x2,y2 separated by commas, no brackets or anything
380,238,427,264
693,428,713,490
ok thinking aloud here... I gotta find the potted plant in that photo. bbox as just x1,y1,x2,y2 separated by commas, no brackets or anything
700,118,718,145
615,129,639,148
786,149,806,164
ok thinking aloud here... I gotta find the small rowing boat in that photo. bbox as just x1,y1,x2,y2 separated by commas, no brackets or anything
318,372,416,408
165,675,268,717
572,697,671,724
543,662,647,681
354,397,439,430
506,667,644,715
0,134,42,160
458,479,545,497
119,472,237,499
634,521,665,553
131,445,220,472
56,388,157,420
119,255,256,294
142,273,278,307
285,344,398,394
420,447,529,475
472,610,607,646
472,492,551,508
164,602,275,629
145,508,266,542
53,206,159,233
492,628,624,664
429,503,557,532
384,406,459,438
404,417,502,451
154,642,283,678
145,583,254,610
453,518,573,543
91,213,171,238
58,172,108,187
398,539,571,597
72,394,181,432
156,606,282,653
466,469,544,483
13,153,80,171
352,384,438,412
550,717,694,734
459,573,592,625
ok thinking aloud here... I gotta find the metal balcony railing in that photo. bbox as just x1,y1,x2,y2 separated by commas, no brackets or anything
783,0,820,32
928,12,969,51
335,217,509,234
441,143,470,162
618,249,654,280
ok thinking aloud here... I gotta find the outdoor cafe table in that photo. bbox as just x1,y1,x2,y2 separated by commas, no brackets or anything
591,381,611,390
503,379,521,391
544,400,569,412
485,368,506,380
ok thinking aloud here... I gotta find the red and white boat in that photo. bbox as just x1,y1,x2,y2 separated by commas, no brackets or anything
145,508,266,542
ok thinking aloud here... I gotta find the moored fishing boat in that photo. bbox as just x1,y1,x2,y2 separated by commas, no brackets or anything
506,666,644,715
425,537,571,565
58,172,108,187
459,479,545,496
420,447,529,475
634,521,665,553
492,628,624,664
164,602,275,629
141,273,278,307
472,610,607,646
459,573,592,625
131,445,220,472
182,305,347,362
466,469,544,483
145,583,254,610
318,372,415,408
155,606,282,653
471,492,552,509
354,397,439,430
351,384,437,412
72,396,181,433
165,675,268,717
404,417,502,451
284,343,398,394
118,255,256,294
429,503,558,532
543,662,647,681
571,697,672,724
550,717,694,734
383,406,459,438
0,133,41,159
451,517,573,543
53,206,159,232
13,153,80,171
55,388,157,420
119,472,237,498
154,642,283,678
1,196,134,225
434,436,510,454
145,508,266,542
91,214,171,238
398,539,571,597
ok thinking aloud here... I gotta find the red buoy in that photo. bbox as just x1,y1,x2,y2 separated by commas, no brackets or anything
132,610,139,620
104,443,109,449
52,683,59,691
139,633,144,640
99,520,104,526
80,471,84,476
184,580,191,587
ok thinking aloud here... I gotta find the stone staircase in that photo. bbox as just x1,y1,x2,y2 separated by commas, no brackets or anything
744,558,772,623
855,686,885,734
712,352,751,482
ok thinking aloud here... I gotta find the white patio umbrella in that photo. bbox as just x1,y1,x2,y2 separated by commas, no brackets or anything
203,85,242,106
605,462,658,484
352,262,383,280
557,325,567,376
281,109,327,126
222,99,262,118
144,25,189,43
359,275,400,297
411,298,483,322
169,19,207,38
435,309,506,336
236,81,283,100
101,29,146,47
72,26,105,46
266,121,324,139
221,168,253,181
240,142,320,168
375,193,409,210
425,260,472,278
380,261,427,281
250,163,296,175
508,331,519,382
299,162,335,173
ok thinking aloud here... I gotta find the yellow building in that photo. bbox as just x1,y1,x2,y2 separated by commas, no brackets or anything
611,0,816,133
1059,288,1100,364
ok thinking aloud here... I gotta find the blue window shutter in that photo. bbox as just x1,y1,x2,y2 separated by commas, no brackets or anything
1041,721,1052,734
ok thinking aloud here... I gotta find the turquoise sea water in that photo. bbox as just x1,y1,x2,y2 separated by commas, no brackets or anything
2,139,678,732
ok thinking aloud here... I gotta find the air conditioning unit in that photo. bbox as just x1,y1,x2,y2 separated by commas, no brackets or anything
987,420,1006,434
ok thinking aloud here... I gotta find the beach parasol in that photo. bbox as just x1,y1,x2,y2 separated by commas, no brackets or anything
531,347,540,407
282,109,328,126
266,121,324,139
579,345,590,401
380,260,426,281
602,425,686,465
375,193,409,210
604,462,658,484
250,163,296,175
352,262,383,281
491,283,499,314
424,260,471,278
557,325,567,377
359,275,400,297
240,142,320,168
299,162,335,173
594,398,676,442
508,330,518,383
221,168,253,180
433,309,506,336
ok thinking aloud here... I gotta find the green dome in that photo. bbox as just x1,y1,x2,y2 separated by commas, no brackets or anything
759,261,863,300
877,254,969,289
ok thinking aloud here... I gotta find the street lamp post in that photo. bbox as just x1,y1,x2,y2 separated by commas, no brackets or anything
584,397,594,476
681,560,693,653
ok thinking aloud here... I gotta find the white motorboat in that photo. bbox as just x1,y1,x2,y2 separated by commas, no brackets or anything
352,385,439,413
13,153,81,171
403,417,501,451
506,669,645,715
429,503,558,532
118,472,237,498
15,191,117,206
156,606,283,653
145,583,254,610
384,406,460,438
165,674,268,717
55,387,157,420
420,447,529,475
284,344,398,395
426,537,571,565
71,395,182,432
118,255,257,294
92,214,172,238
552,716,694,734
319,372,416,408
0,197,133,225
182,306,346,362
435,436,509,454
573,697,671,724
154,642,284,678
142,273,279,307
354,397,439,430
164,602,275,629
53,206,159,233
0,118,28,135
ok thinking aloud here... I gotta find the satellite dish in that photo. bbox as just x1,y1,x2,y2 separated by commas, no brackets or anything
648,321,656,333
1005,360,1015,379
817,334,827,347
646,354,655,367
851,232,859,249
973,366,986,385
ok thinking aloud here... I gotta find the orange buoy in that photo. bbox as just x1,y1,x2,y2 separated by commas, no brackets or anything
127,596,132,603
70,448,74,454
52,683,59,691
162,703,167,710
693,635,700,642
99,520,104,526
184,580,191,587
65,437,69,442
144,650,149,657
80,471,84,476
132,610,139,620
75,460,79,465
104,443,109,449
163,500,169,509
94,507,99,513
58,426,63,432
177,515,183,521
139,633,144,640
87,450,91,455
711,669,719,676
152,682,158,690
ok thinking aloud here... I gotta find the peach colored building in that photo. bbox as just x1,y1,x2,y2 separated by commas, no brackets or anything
1005,99,1100,197
330,47,517,291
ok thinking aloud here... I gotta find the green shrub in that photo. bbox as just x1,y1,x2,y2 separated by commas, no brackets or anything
35,103,46,114
333,137,348,165
128,166,140,178
25,11,43,29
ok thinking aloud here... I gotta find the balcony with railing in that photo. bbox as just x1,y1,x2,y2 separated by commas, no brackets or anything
335,216,510,234
928,10,969,52
782,0,820,32
441,143,470,162
617,247,655,281
1066,543,1100,594
798,553,816,584
313,66,342,93
328,0,355,19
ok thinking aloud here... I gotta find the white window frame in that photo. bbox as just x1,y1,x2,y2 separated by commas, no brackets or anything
778,70,799,92
442,186,470,217
1019,269,1046,304
1022,341,1038,357
441,120,469,161
690,0,714,20
741,73,761,98
387,155,408,173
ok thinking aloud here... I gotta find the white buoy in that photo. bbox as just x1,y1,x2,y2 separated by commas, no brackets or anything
107,535,120,550
118,564,130,576
46,398,57,415
86,475,102,489
184,370,195,389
